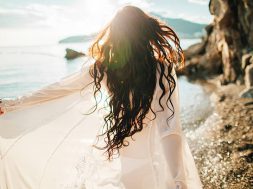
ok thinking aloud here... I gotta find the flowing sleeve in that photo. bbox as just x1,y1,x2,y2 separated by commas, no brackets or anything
0,58,94,113
154,66,188,189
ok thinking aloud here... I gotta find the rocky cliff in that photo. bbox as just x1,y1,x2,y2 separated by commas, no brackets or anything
182,0,253,87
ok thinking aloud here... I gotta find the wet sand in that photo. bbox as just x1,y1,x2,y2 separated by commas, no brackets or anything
184,76,253,189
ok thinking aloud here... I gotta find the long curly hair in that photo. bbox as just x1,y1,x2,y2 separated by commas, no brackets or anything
88,6,184,160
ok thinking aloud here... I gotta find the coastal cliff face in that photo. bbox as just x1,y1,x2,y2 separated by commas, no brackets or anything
183,0,253,85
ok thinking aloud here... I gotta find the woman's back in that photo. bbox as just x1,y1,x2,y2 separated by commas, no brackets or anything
0,5,203,189
91,65,202,189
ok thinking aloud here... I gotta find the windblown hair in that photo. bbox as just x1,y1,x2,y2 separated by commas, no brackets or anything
88,6,184,160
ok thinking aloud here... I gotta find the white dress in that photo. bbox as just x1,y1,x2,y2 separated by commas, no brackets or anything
0,58,203,189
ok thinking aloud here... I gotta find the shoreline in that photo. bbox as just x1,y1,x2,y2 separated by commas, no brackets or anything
186,76,253,189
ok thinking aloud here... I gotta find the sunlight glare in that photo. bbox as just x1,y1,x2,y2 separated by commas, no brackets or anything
72,0,117,34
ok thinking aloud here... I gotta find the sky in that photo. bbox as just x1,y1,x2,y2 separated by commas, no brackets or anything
0,0,212,46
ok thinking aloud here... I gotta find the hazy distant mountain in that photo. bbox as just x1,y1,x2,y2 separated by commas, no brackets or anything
151,12,207,38
59,33,97,43
59,13,207,43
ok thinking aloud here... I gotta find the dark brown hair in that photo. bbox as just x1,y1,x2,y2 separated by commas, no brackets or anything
88,5,184,160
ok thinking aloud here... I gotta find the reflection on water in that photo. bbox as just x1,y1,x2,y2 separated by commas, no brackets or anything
0,43,90,98
178,76,214,135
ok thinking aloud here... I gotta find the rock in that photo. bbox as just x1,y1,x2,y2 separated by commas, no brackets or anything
219,94,226,102
205,23,214,35
184,41,206,60
244,101,253,106
241,53,253,70
245,63,253,88
223,124,233,132
244,152,253,163
239,87,253,98
200,48,222,74
238,143,253,152
64,48,85,60
182,0,253,85
236,74,244,85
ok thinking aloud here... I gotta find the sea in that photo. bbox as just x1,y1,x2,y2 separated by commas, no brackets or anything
0,38,213,128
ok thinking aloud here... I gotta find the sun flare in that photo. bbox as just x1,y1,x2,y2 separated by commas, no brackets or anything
71,0,117,34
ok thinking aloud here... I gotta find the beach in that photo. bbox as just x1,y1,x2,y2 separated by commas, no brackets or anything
186,77,253,189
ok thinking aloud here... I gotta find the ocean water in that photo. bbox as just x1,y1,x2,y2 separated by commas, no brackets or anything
0,38,201,98
0,38,211,127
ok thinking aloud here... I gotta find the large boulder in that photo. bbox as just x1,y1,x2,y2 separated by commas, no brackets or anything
65,48,86,60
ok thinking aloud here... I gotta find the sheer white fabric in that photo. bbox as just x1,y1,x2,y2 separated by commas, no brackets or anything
0,57,203,189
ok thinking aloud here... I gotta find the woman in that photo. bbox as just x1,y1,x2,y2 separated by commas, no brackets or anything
0,6,203,189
